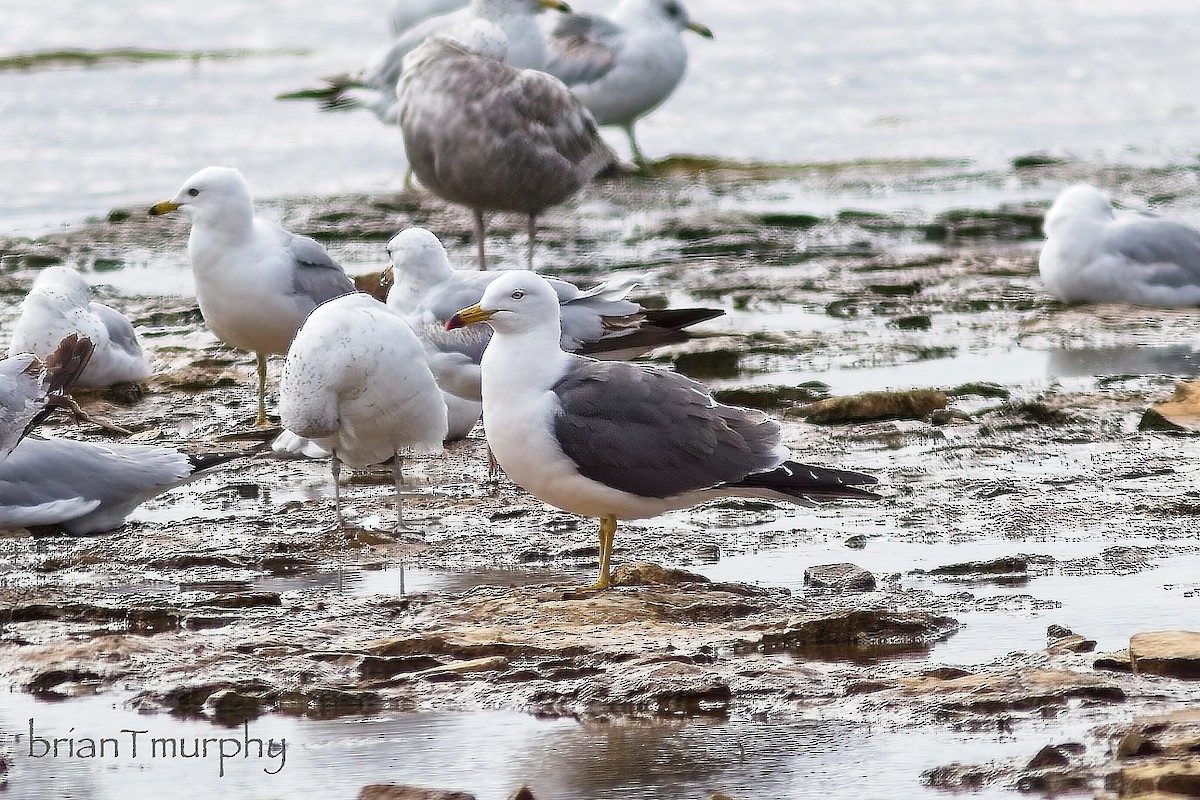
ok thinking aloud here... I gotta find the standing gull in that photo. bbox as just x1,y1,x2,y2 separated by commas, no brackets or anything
8,266,152,388
447,271,879,590
1040,183,1200,307
545,0,713,166
381,226,723,438
397,20,617,269
279,292,448,531
149,166,356,427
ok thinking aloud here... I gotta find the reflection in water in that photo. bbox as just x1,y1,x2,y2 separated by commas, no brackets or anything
1045,344,1200,379
0,693,1041,800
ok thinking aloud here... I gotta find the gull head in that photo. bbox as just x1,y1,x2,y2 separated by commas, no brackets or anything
382,227,455,308
471,0,571,17
434,18,510,61
630,0,713,37
149,166,254,225
446,270,560,335
1044,184,1115,238
30,266,93,305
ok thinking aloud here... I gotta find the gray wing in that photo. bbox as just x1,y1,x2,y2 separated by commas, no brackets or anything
418,272,499,323
89,301,143,359
0,354,46,459
1107,218,1200,287
544,13,623,86
0,437,192,532
366,7,468,89
286,233,357,305
551,359,784,499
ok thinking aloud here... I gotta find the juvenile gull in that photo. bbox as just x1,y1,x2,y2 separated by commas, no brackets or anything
397,20,617,268
545,0,713,166
311,0,571,125
0,438,244,535
149,166,356,427
8,266,152,388
279,292,448,531
447,271,879,589
1040,184,1200,306
0,335,92,462
382,226,723,438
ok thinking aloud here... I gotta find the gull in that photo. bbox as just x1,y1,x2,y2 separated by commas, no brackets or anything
397,20,617,269
1040,183,1200,307
0,437,245,535
149,166,356,427
8,266,152,388
544,0,713,166
308,0,571,126
279,292,448,531
447,271,880,590
0,335,93,462
390,0,469,36
381,226,724,438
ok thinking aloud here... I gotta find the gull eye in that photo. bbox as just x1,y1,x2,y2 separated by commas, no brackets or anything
511,290,525,300
187,188,200,197
664,1,681,15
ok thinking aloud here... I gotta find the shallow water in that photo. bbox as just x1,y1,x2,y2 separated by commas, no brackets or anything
6,2,1200,233
0,690,1088,800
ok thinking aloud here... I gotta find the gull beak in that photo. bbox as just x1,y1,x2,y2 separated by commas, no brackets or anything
539,0,571,12
446,303,495,330
148,200,180,216
686,20,714,39
379,265,394,290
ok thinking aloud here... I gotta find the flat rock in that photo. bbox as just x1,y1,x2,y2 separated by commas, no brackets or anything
790,389,948,424
1111,760,1200,798
358,786,475,800
892,668,1125,712
1139,381,1200,433
803,563,877,591
1131,631,1200,679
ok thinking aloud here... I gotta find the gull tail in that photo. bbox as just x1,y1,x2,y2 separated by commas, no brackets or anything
581,306,724,360
731,460,881,503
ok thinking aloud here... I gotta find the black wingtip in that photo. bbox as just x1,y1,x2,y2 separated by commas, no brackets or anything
188,450,254,474
642,307,725,330
734,460,881,502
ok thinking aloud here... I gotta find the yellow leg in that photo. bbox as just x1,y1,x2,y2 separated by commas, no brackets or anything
254,351,269,428
577,514,617,591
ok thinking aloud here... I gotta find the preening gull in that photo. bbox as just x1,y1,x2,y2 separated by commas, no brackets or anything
0,437,244,535
279,292,448,531
149,166,356,427
1039,184,1200,306
447,271,879,589
545,0,713,166
381,226,723,438
0,335,92,462
308,0,571,126
397,20,617,269
8,266,152,388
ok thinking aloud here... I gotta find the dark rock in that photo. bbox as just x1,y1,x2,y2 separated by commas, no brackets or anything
359,655,446,680
869,281,922,297
803,562,876,591
1027,744,1074,769
925,556,1028,577
358,786,476,800
1047,624,1073,640
204,688,265,725
1117,731,1163,758
611,562,710,587
760,610,957,651
843,535,867,550
200,592,282,609
791,389,947,424
508,786,535,800
922,763,995,790
1048,634,1097,654
27,668,103,696
949,381,1011,399
1093,650,1134,673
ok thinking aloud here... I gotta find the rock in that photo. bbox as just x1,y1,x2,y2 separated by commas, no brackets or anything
803,563,876,591
760,610,957,651
204,688,265,725
894,669,1125,712
1094,649,1134,673
508,787,535,800
1112,760,1200,797
1047,634,1097,654
843,535,867,549
790,389,947,424
414,656,509,679
358,786,475,800
1026,744,1076,769
359,655,445,680
926,556,1028,577
611,562,710,587
1139,381,1200,433
583,659,731,713
1130,631,1200,679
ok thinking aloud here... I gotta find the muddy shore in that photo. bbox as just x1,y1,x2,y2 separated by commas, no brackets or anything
1,157,1198,798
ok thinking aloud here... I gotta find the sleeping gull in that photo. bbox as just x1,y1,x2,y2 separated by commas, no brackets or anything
0,334,93,462
306,0,571,126
447,271,880,590
8,266,152,388
381,226,723,438
149,166,356,427
397,19,617,269
545,0,713,166
1040,183,1200,306
279,292,448,531
0,437,245,535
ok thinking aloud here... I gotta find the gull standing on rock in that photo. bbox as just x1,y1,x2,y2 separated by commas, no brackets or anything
149,166,356,427
447,271,880,590
1039,184,1200,307
8,266,152,388
279,292,448,532
544,0,713,167
397,20,616,269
